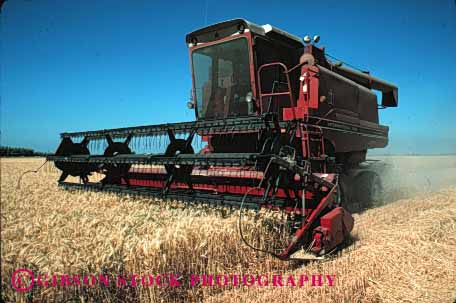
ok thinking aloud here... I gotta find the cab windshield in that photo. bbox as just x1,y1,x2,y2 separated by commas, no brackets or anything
192,38,252,119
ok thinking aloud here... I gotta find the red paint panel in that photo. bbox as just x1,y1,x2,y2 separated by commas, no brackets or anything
317,207,354,252
296,65,320,112
283,107,306,120
308,66,320,109
123,169,315,200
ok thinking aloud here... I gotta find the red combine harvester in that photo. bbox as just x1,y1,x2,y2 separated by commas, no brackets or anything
47,19,398,260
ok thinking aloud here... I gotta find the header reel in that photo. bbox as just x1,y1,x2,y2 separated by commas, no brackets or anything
48,115,354,261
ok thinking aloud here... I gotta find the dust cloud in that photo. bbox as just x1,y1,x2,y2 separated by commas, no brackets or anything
368,155,456,202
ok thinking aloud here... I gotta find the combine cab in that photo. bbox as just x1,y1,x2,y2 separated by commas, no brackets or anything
47,19,398,260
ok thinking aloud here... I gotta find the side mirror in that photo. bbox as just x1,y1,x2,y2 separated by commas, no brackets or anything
187,101,195,109
187,89,195,109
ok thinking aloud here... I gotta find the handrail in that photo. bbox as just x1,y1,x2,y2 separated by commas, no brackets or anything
257,62,296,119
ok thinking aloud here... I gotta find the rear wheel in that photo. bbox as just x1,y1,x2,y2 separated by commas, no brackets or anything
354,172,383,210
337,176,359,213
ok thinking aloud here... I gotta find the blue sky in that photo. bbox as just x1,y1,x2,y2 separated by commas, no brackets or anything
1,0,455,154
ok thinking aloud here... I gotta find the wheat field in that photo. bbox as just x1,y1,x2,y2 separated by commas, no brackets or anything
1,157,456,302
